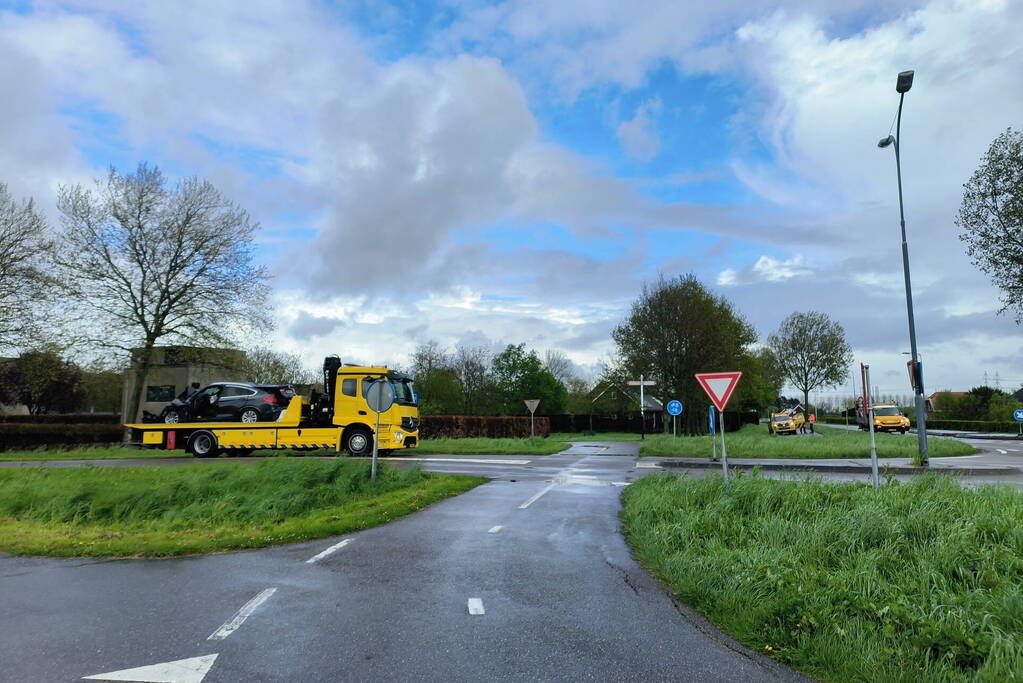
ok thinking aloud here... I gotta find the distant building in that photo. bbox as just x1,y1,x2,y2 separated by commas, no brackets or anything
926,391,965,413
121,346,247,421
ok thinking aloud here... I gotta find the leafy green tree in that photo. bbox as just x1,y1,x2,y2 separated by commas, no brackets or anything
956,127,1023,323
0,349,86,414
767,312,852,413
733,348,784,414
612,274,756,434
414,367,464,414
491,343,567,415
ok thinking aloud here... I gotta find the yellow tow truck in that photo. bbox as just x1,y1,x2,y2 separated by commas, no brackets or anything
856,399,910,434
768,409,805,435
126,356,420,457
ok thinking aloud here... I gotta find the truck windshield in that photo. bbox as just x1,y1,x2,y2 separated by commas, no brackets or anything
874,407,901,416
391,380,417,405
771,415,789,422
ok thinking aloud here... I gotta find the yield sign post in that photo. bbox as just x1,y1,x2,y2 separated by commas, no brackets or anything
694,372,742,480
523,399,541,439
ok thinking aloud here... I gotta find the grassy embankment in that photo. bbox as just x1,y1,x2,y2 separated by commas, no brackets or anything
0,446,185,462
414,431,642,455
639,424,978,459
0,459,484,557
414,437,567,455
622,473,1023,681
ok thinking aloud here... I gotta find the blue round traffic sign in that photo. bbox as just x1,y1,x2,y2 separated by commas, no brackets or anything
1014,409,1023,422
666,400,683,416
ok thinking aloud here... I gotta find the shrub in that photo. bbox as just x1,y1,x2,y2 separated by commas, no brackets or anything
0,413,120,424
419,415,549,439
0,423,122,450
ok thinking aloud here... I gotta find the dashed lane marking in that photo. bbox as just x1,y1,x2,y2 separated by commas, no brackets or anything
467,598,485,616
378,457,531,465
208,588,277,640
997,449,1008,454
488,526,502,533
519,482,558,509
305,538,352,564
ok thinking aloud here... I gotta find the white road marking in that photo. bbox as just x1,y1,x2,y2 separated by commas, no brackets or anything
519,482,558,509
305,538,352,564
83,654,218,682
379,457,531,465
635,462,662,469
997,449,1008,454
208,588,277,640
488,525,502,534
610,482,631,487
1008,449,1020,452
467,598,485,615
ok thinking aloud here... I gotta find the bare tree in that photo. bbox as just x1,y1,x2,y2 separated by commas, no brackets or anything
55,164,271,423
243,348,317,385
543,348,574,384
767,311,852,411
0,184,52,351
452,343,491,414
410,340,450,376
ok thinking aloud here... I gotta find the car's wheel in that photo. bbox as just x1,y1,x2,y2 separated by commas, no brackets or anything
239,407,260,423
344,428,372,456
188,430,219,458
163,409,181,424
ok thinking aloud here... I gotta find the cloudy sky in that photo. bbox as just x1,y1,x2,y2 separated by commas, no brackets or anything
4,0,1022,398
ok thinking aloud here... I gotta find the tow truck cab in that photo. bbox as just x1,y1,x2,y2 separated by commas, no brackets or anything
127,355,420,457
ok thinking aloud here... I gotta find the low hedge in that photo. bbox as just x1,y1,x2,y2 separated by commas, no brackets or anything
911,419,1020,433
0,413,121,424
419,415,550,439
0,423,123,451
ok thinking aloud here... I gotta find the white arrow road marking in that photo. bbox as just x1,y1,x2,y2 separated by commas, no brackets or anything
488,526,502,533
208,588,276,640
997,449,1008,454
635,462,662,469
83,654,218,682
467,598,485,615
305,538,352,564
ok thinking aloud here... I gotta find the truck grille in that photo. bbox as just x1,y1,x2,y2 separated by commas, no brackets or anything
401,417,419,431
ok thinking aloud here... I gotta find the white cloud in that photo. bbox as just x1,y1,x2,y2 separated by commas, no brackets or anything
717,254,813,286
616,97,662,161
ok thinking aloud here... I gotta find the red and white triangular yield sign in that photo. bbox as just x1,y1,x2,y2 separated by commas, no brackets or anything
694,372,742,412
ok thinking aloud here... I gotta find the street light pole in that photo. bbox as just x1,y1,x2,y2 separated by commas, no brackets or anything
878,70,928,465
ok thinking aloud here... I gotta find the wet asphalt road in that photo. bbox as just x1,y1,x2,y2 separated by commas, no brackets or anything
0,444,800,683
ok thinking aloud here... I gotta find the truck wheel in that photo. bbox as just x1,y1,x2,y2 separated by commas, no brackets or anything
344,428,372,456
188,430,219,458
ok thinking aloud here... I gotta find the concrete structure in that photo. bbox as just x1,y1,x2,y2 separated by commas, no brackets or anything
121,346,247,422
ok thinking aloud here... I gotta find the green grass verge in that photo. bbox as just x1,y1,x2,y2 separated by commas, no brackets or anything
414,437,568,455
0,459,484,557
621,473,1023,681
0,446,186,462
549,432,642,442
638,424,978,459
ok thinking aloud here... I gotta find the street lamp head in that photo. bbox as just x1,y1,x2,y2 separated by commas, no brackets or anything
878,135,895,148
896,70,914,93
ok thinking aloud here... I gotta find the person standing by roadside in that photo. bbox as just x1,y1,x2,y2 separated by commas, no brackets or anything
808,411,816,434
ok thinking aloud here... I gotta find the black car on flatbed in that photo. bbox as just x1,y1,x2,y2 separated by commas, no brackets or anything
160,382,296,424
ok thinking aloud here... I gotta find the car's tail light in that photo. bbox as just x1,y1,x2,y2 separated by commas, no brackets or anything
263,395,277,404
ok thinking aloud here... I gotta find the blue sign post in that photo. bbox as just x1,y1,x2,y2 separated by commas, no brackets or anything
667,400,683,439
1014,409,1023,437
708,405,717,461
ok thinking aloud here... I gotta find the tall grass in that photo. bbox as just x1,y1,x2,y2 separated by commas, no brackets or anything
0,459,483,557
621,473,1023,681
639,424,977,459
